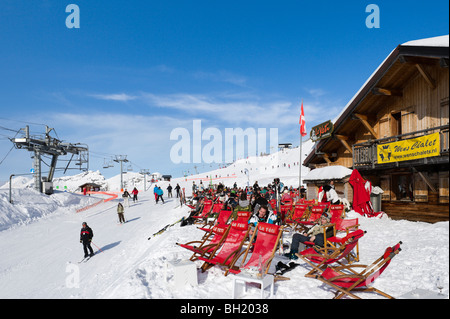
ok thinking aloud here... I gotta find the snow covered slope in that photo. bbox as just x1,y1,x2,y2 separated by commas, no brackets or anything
0,142,448,299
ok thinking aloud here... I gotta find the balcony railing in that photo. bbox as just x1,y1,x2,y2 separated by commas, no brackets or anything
353,124,449,168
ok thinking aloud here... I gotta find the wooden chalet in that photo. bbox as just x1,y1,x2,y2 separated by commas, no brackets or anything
304,35,449,223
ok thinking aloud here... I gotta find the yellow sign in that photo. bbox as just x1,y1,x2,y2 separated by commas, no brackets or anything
377,132,440,164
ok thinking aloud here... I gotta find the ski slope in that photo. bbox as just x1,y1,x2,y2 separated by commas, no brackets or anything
0,144,448,299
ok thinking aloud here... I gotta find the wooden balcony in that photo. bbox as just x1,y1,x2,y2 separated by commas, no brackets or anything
353,124,449,170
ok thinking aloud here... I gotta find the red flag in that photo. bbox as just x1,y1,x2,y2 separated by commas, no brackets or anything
299,101,307,137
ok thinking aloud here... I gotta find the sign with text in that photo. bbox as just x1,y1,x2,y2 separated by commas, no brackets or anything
377,132,440,164
310,120,334,142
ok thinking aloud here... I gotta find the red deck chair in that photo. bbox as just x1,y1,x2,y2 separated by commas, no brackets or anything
329,204,345,219
235,211,252,223
191,199,213,224
327,218,360,244
198,209,232,237
227,223,283,276
176,224,229,261
297,229,366,277
315,242,402,299
198,221,250,273
212,202,224,214
279,204,293,223
294,206,324,232
285,204,308,225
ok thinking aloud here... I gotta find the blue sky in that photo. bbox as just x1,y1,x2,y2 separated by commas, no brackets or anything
0,0,448,182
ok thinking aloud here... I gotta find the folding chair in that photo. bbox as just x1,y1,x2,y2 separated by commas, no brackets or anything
294,206,324,232
212,202,224,214
227,223,283,276
329,204,345,219
297,229,366,277
198,221,250,273
279,204,293,224
315,242,402,299
235,211,252,223
198,209,232,236
284,204,308,228
176,224,229,261
191,199,214,224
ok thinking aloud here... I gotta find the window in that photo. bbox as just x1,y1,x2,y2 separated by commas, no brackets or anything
392,174,414,201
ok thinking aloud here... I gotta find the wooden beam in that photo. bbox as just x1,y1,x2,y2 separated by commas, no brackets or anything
322,153,332,164
335,135,353,154
353,113,378,139
399,56,439,65
413,168,437,193
372,87,403,97
415,64,436,89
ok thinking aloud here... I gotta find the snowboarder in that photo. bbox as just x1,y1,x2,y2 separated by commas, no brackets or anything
131,187,139,203
117,203,126,223
80,222,94,258
122,189,131,207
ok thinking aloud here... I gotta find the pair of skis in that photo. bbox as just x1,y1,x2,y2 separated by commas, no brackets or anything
147,217,184,240
78,254,95,263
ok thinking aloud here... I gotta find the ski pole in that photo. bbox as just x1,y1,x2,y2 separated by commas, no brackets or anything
91,241,104,254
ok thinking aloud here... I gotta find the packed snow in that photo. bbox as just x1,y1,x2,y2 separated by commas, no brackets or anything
0,144,448,299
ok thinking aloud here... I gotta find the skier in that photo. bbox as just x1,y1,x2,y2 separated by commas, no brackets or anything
117,203,126,223
175,183,181,198
131,187,139,203
80,222,95,258
122,189,131,207
167,184,173,198
156,186,165,204
153,185,158,202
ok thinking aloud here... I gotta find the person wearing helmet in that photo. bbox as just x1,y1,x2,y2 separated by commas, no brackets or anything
80,222,94,258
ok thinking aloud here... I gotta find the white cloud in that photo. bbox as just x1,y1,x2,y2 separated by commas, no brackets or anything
89,93,137,102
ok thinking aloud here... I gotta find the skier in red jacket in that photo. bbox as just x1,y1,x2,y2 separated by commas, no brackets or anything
131,187,139,203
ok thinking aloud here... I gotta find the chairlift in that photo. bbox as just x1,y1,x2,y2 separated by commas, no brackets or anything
103,158,109,169
127,164,133,171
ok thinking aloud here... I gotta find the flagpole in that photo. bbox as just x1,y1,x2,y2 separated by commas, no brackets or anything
299,99,303,191
299,129,302,190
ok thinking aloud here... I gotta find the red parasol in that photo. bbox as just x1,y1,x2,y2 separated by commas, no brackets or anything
349,169,381,218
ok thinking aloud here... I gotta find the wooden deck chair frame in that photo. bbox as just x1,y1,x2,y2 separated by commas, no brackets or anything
198,209,232,238
315,242,402,299
191,199,215,225
176,224,230,261
284,204,308,231
198,221,250,273
294,208,323,233
327,218,360,262
226,223,284,276
297,229,366,278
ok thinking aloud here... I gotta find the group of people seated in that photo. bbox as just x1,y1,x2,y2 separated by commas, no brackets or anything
185,179,338,260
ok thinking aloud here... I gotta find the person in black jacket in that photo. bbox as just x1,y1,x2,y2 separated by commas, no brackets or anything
80,222,95,258
174,184,181,198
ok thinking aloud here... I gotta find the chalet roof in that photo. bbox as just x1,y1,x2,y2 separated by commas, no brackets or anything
303,165,352,182
304,35,449,166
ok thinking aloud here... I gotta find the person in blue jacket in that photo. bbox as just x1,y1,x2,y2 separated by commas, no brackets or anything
156,186,164,204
